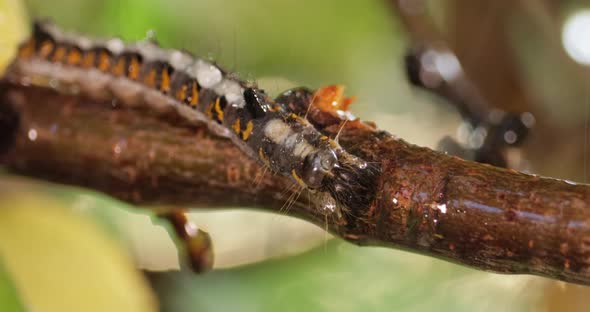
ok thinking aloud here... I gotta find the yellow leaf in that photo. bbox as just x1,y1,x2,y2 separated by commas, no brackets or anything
0,0,29,73
0,194,158,312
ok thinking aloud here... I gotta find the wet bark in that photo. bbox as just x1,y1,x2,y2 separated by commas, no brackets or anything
1,83,590,285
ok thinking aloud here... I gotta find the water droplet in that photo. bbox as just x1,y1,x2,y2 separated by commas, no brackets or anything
436,203,447,213
27,129,37,141
113,139,127,155
145,29,157,41
106,38,125,54
48,78,59,89
20,76,31,86
520,112,536,128
468,126,487,149
184,222,198,237
457,122,473,144
434,51,462,81
323,199,337,213
503,130,517,144
562,10,590,65
418,50,443,88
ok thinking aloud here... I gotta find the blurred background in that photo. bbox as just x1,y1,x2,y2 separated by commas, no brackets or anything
1,0,590,311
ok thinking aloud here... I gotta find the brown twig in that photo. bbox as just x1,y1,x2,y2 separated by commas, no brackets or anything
2,83,590,285
0,83,325,221
388,0,536,114
386,0,542,169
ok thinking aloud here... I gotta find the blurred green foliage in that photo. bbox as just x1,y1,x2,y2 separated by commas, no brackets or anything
0,260,24,312
23,0,421,119
154,240,541,312
24,0,397,83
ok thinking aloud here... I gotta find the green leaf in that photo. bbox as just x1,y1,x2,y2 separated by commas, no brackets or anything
152,240,541,312
0,259,25,312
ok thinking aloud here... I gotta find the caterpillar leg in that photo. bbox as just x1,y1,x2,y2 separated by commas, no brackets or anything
274,86,351,128
154,210,214,273
274,87,314,115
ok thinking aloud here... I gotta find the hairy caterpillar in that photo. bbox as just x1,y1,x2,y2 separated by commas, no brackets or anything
5,20,379,215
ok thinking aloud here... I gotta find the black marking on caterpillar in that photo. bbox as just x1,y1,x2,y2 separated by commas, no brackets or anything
4,20,380,216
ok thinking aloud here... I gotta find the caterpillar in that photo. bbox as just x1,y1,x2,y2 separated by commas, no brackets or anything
5,20,379,215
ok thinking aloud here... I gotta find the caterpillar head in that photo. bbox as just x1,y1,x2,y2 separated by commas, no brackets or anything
301,149,338,189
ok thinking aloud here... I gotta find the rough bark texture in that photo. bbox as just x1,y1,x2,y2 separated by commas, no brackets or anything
333,124,590,285
1,83,590,285
0,83,324,221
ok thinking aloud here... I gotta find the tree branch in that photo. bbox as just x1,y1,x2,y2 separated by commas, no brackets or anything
387,0,537,168
1,82,590,285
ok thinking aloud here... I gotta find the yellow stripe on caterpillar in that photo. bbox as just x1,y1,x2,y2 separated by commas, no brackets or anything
97,51,110,71
18,39,35,59
214,97,224,121
52,46,66,63
128,56,141,80
66,49,81,66
160,67,171,93
258,148,270,167
189,82,199,106
175,84,187,102
39,41,54,59
291,169,307,188
143,69,157,87
241,121,254,141
112,58,126,76
82,50,95,68
232,118,241,134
